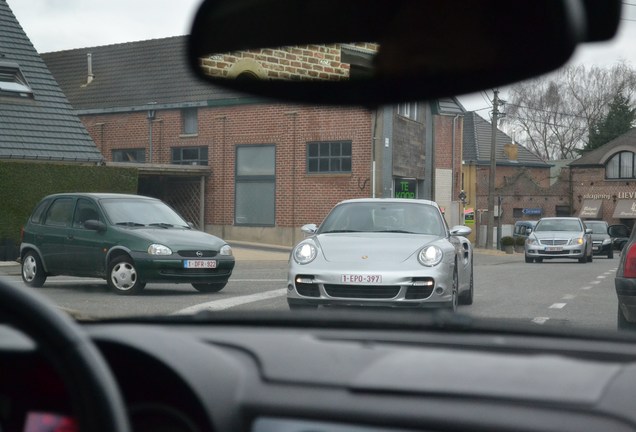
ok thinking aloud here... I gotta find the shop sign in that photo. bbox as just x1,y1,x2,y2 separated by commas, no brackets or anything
394,178,417,199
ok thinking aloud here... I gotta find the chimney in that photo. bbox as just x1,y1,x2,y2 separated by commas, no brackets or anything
503,143,518,161
86,53,95,85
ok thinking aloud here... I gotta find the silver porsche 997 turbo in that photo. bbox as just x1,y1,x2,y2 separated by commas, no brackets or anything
287,199,473,310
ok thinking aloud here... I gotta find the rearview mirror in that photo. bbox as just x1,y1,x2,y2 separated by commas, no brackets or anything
187,0,621,105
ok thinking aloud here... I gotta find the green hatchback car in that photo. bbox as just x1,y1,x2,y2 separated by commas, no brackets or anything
20,193,235,295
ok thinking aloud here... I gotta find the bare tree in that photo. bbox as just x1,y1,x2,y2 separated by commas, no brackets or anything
503,62,636,160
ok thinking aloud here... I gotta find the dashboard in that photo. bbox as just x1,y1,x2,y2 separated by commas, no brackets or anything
3,319,636,432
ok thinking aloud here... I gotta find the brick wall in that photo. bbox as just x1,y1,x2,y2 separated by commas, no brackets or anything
81,103,373,232
200,43,378,81
434,115,463,200
571,166,636,225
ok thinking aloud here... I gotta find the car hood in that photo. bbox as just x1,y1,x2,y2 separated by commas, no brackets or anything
532,231,582,240
117,227,227,249
315,233,441,263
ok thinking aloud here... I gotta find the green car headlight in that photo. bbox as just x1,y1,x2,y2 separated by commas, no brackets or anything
148,244,172,255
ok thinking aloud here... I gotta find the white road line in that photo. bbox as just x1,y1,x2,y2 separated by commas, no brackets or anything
562,294,575,300
597,275,606,279
549,303,566,309
581,286,592,290
590,281,601,285
172,288,287,315
532,317,550,325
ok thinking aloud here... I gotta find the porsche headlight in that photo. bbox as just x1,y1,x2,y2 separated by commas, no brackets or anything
293,241,317,265
418,245,443,267
220,244,233,256
569,237,584,245
148,244,172,255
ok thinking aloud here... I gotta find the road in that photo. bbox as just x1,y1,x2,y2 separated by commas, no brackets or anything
0,248,621,331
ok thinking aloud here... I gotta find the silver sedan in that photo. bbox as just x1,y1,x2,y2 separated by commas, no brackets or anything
524,217,593,263
287,199,473,311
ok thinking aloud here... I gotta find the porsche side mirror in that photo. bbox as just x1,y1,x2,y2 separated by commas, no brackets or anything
450,226,471,237
301,224,318,235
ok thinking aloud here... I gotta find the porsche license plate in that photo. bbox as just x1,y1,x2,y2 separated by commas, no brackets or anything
341,274,382,284
184,260,217,269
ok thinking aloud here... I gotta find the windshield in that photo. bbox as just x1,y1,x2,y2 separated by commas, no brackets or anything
318,202,445,235
1,0,635,337
586,222,609,234
101,199,189,227
534,219,583,232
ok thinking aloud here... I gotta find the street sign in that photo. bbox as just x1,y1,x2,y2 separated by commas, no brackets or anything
522,208,542,216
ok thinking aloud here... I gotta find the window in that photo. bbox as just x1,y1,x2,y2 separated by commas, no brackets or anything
513,208,523,218
235,145,276,226
112,148,145,163
30,199,51,224
182,108,198,135
171,146,208,165
307,141,352,174
72,199,100,228
44,198,74,227
397,102,418,120
0,61,33,98
606,151,635,179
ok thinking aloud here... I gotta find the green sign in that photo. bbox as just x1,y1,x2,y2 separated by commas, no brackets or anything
394,179,417,199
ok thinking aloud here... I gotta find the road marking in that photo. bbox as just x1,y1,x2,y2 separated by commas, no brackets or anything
591,281,601,285
532,317,550,324
581,286,592,290
562,294,575,300
172,288,287,315
549,303,566,309
597,275,606,279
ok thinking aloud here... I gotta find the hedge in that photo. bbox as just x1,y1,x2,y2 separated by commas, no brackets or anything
0,161,138,259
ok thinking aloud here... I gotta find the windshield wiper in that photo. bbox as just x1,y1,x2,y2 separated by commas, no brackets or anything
321,229,359,233
149,223,174,229
115,221,145,227
377,229,417,234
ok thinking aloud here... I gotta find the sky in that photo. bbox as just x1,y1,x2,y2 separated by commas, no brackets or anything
7,0,636,114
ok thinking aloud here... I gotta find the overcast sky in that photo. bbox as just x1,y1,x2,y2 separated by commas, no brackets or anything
7,0,636,113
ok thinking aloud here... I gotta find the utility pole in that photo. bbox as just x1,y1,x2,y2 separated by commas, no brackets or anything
485,90,499,249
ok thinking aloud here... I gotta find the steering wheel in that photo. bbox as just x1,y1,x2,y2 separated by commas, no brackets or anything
0,278,130,432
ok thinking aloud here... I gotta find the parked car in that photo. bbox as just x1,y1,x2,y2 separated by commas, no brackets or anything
609,224,632,251
614,225,636,329
287,199,473,310
513,220,537,241
524,217,593,263
584,220,613,258
20,193,235,294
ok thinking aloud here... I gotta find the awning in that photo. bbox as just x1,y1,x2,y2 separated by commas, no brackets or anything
613,200,636,219
578,200,602,218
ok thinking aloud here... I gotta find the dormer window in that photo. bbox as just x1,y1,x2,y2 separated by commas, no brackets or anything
0,61,33,98
606,151,635,179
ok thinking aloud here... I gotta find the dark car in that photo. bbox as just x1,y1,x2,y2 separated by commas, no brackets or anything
614,225,636,329
20,193,235,295
513,220,537,241
584,220,613,259
609,224,632,251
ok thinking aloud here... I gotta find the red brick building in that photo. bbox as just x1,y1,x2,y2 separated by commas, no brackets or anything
42,36,463,246
569,128,636,229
